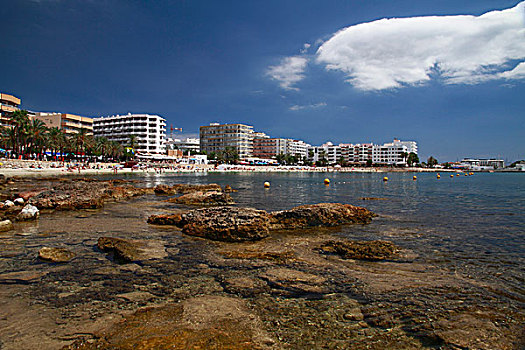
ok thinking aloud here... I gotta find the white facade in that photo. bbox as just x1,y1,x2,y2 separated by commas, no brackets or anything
340,143,373,164
340,139,417,166
460,158,505,170
285,139,310,159
93,113,166,154
200,123,254,159
308,142,342,164
166,137,200,153
372,140,412,165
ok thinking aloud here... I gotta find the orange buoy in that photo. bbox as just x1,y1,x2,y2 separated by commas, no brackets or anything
264,181,270,188
324,178,330,185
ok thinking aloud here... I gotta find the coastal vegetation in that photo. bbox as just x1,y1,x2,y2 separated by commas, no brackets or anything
0,110,127,162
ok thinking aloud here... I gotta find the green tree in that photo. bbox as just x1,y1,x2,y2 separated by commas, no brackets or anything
366,159,373,167
407,152,419,167
337,156,346,167
95,136,111,162
221,146,239,164
427,156,438,168
275,152,286,165
108,141,123,161
9,110,31,157
26,119,48,158
400,151,409,165
72,129,89,162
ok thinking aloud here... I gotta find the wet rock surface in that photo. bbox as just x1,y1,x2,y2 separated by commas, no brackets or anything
319,239,400,261
63,296,275,350
269,203,376,229
15,204,40,221
149,203,377,242
97,237,167,262
0,219,14,232
167,190,235,206
178,207,272,242
154,183,223,195
38,247,76,263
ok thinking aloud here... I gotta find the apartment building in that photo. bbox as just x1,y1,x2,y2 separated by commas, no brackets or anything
32,112,93,135
339,143,374,164
253,138,287,159
0,92,21,127
286,139,310,159
308,142,342,164
371,139,418,165
200,123,254,159
340,139,417,165
460,158,504,170
93,113,166,154
166,137,200,154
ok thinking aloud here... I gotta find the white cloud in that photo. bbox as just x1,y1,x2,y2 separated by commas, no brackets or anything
316,2,525,91
300,43,311,54
289,102,327,111
266,56,308,91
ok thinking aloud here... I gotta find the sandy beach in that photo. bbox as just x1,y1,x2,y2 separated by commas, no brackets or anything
0,159,449,178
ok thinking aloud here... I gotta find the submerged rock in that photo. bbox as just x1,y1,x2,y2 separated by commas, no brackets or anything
154,183,222,195
269,203,376,229
0,270,48,284
104,185,154,200
223,185,236,193
149,203,376,242
147,213,184,226
64,295,275,349
179,207,272,242
0,219,14,232
28,181,108,210
38,247,75,263
167,190,235,206
15,204,39,221
97,237,167,262
319,240,399,261
17,189,46,201
259,267,329,295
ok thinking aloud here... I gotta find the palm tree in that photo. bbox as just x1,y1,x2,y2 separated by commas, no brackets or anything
222,146,239,164
275,152,286,165
47,127,62,160
108,141,123,161
400,152,409,166
427,156,438,168
27,119,48,159
9,110,30,157
0,126,15,153
72,128,89,162
95,136,110,162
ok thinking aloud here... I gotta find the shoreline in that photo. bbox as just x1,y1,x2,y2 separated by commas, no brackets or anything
0,159,466,178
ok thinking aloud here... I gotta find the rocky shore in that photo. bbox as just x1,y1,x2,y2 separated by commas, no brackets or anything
0,174,522,350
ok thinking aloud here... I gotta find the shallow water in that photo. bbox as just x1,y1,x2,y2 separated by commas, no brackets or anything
0,171,524,349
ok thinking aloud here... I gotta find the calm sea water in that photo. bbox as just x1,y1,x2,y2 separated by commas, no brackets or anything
135,171,525,301
1,171,523,348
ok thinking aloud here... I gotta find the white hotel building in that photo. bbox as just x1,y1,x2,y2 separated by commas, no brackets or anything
93,113,166,154
372,139,418,166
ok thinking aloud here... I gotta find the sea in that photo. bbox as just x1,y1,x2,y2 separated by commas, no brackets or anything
0,171,523,348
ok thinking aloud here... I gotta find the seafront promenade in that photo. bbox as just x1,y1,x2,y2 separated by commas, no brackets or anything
0,159,449,177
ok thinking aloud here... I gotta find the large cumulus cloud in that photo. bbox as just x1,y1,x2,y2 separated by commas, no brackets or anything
316,2,525,90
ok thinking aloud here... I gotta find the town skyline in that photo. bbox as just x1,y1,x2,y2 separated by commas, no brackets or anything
2,0,524,162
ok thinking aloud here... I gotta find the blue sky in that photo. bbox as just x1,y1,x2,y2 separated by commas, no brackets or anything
1,0,524,162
